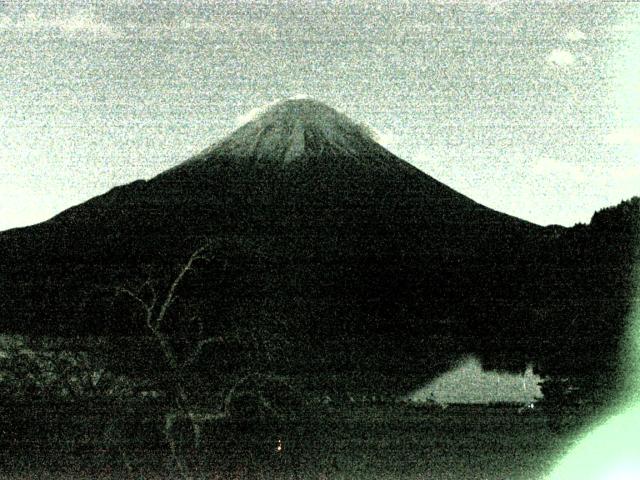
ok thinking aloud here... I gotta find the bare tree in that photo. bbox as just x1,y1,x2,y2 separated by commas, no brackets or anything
117,241,225,478
118,242,221,403
117,240,301,479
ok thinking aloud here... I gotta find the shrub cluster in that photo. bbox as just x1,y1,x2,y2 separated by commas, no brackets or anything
0,337,160,402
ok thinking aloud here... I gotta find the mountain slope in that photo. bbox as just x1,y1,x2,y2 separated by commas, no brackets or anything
0,99,636,390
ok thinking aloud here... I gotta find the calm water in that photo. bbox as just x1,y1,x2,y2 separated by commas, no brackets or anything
0,403,596,479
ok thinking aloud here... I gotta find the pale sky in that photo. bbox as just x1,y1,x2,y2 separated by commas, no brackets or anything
1,0,639,231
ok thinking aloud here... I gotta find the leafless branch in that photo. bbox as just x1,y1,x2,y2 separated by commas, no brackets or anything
156,242,211,332
181,336,224,368
116,286,158,334
223,372,260,415
117,287,149,313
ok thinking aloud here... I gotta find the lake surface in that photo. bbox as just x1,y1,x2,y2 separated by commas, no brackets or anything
0,403,598,479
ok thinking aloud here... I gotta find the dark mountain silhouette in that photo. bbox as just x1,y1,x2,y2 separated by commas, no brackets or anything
0,99,638,397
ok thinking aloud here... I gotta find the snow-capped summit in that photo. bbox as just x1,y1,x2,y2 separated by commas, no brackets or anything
219,98,383,164
179,98,390,171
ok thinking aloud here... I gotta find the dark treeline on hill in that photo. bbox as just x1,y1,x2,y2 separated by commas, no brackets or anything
0,99,638,400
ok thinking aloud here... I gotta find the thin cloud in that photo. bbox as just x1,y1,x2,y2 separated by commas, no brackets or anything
55,15,118,36
533,157,586,182
546,48,576,67
1,12,120,37
129,18,222,38
611,164,640,180
612,21,639,34
234,95,313,127
605,127,640,145
478,0,510,12
566,27,587,42
234,99,281,127
368,126,398,151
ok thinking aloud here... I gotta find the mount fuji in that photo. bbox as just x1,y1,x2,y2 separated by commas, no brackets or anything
0,99,637,393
